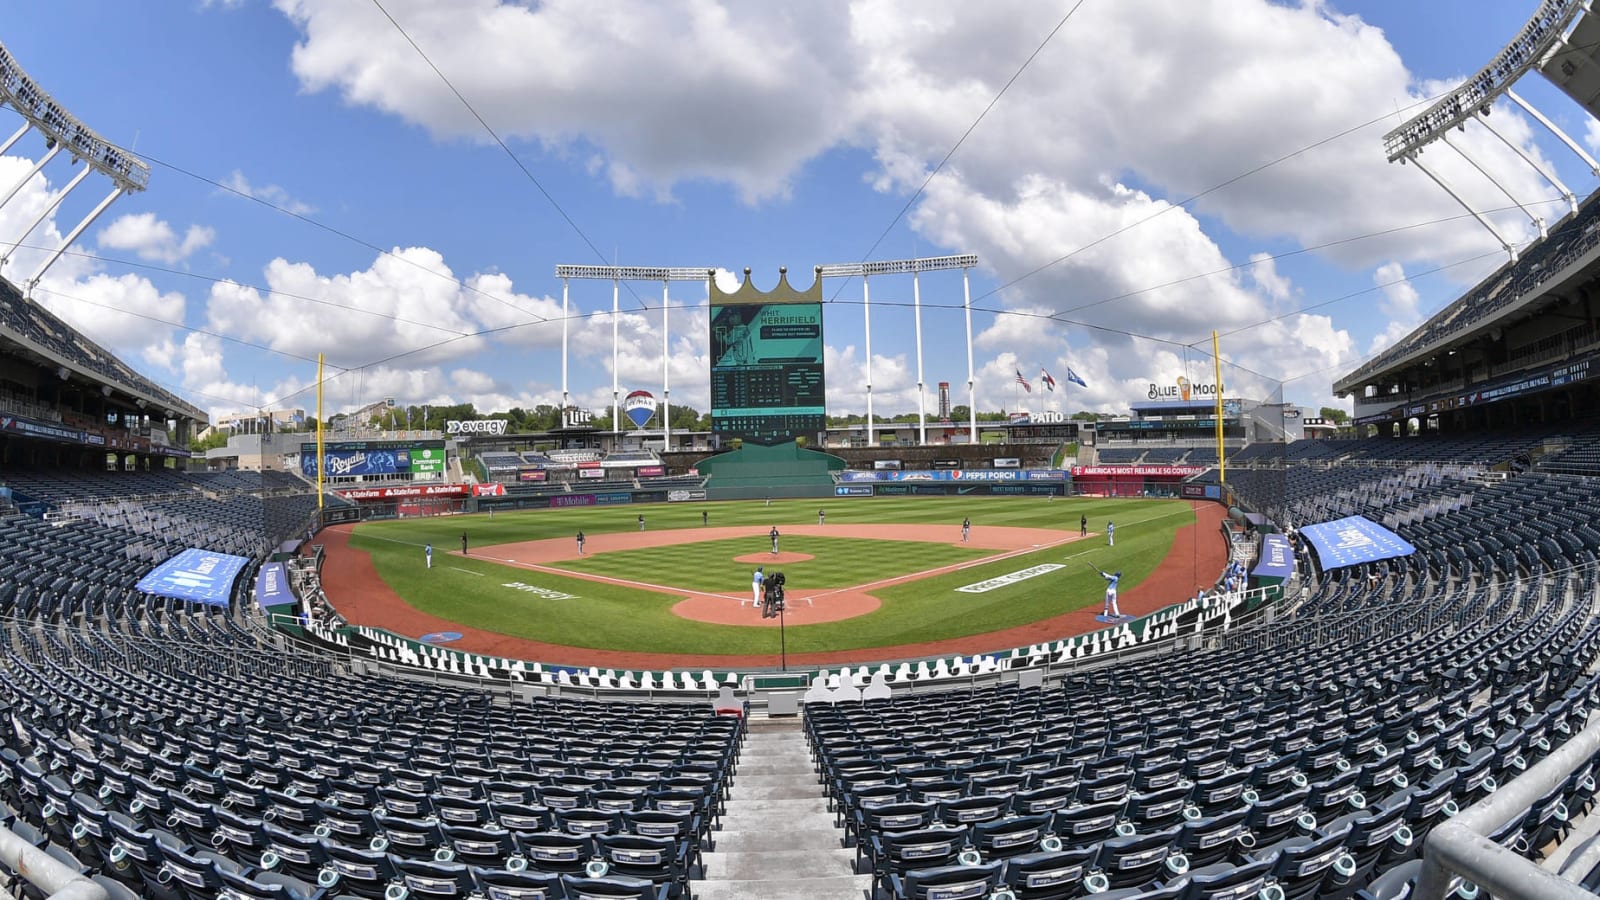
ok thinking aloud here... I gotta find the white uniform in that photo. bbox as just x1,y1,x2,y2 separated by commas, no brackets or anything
751,570,765,607
1101,571,1121,616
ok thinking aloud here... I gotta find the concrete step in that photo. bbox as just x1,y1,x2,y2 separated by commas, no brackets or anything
716,779,826,801
703,847,859,881
719,796,831,823
692,874,872,900
713,828,845,853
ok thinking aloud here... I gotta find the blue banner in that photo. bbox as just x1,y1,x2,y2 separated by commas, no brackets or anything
301,448,406,478
254,562,291,609
1252,534,1295,579
137,548,251,607
835,485,873,497
1299,516,1415,570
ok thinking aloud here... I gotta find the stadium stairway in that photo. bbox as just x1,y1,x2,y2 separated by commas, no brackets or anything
698,717,870,899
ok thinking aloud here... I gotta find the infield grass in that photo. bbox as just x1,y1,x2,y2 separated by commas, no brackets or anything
346,496,1199,655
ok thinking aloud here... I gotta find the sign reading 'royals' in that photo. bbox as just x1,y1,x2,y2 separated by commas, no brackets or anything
624,390,658,428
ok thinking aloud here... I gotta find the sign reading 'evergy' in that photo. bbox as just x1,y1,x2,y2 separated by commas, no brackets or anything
446,419,509,436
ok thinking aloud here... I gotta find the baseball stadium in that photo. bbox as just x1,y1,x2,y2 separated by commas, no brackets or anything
4,2,1600,898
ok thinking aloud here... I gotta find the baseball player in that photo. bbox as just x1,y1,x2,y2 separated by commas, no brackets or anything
461,532,469,555
818,509,825,526
1107,521,1115,547
770,526,780,555
751,567,765,608
1080,515,1088,537
702,510,708,526
961,517,971,542
637,514,645,532
424,544,433,569
576,530,586,556
1094,566,1122,617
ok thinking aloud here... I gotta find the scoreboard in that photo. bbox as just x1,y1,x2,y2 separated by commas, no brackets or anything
710,302,826,444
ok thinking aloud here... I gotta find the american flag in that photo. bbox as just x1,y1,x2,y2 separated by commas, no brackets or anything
1015,368,1032,392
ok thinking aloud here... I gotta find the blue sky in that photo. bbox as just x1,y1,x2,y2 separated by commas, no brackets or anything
3,0,1597,424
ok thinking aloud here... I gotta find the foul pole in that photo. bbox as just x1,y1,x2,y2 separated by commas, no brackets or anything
1212,330,1226,485
315,352,326,510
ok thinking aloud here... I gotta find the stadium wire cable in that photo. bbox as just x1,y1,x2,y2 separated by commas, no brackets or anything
368,0,651,312
977,87,1487,308
14,242,473,339
840,0,1090,296
134,151,550,326
28,284,334,369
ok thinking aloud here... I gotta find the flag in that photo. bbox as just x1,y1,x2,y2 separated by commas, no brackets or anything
1039,368,1057,392
1015,368,1032,392
1066,366,1088,388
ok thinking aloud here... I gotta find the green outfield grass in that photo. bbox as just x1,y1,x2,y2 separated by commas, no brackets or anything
345,496,1198,655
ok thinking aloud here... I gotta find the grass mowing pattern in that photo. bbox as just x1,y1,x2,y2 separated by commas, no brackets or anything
348,496,1196,655
557,535,991,590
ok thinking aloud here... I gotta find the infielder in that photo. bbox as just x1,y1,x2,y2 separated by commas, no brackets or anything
961,517,971,542
1094,565,1122,617
576,530,586,556
751,566,765,608
1107,521,1115,547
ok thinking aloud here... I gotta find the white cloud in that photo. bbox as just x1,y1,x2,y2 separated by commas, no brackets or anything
221,169,316,216
1366,261,1425,356
1249,253,1292,302
97,213,215,264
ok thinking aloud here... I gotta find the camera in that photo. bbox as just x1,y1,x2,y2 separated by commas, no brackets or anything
762,572,787,617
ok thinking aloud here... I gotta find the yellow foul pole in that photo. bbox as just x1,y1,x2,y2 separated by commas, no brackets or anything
1212,330,1225,485
316,352,326,510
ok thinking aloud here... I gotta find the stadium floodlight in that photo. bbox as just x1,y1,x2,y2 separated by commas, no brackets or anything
817,254,980,447
0,41,150,193
1382,0,1585,163
553,265,712,446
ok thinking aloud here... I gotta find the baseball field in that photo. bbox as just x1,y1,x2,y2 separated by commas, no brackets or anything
320,495,1226,667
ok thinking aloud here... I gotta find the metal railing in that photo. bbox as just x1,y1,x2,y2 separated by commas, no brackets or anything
1416,712,1600,900
0,824,105,899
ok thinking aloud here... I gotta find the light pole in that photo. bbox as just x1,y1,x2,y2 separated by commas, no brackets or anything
779,594,787,672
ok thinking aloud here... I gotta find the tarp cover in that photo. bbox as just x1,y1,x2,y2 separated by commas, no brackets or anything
1300,516,1416,570
136,548,250,607
254,561,291,609
1252,533,1295,578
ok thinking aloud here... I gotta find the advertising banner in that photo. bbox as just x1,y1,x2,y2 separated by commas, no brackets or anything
137,548,251,607
667,488,708,502
336,484,472,501
577,468,605,479
1070,465,1208,477
471,482,506,497
1299,516,1415,570
1026,470,1066,481
835,485,874,497
517,468,549,482
838,471,879,482
409,447,447,474
932,458,961,469
0,414,84,443
1252,534,1296,579
992,458,1021,468
636,465,666,477
254,562,291,610
551,494,596,508
873,459,903,470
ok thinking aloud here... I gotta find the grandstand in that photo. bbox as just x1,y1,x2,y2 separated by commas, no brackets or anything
12,5,1600,900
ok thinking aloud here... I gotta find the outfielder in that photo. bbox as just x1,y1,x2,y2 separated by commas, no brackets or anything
1107,521,1115,547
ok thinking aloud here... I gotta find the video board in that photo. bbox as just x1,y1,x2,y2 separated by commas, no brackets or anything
709,302,826,444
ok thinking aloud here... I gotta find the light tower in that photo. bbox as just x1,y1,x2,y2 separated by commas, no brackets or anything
0,41,150,293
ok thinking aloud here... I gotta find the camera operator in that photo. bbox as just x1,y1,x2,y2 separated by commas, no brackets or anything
762,571,787,619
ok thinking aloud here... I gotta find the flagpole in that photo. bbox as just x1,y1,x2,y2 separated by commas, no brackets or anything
963,266,975,446
1213,329,1226,485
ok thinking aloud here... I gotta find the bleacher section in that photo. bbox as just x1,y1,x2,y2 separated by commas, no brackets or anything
0,278,202,420
1342,195,1600,388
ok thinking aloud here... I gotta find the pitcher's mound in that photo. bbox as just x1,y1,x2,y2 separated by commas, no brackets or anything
733,551,814,564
